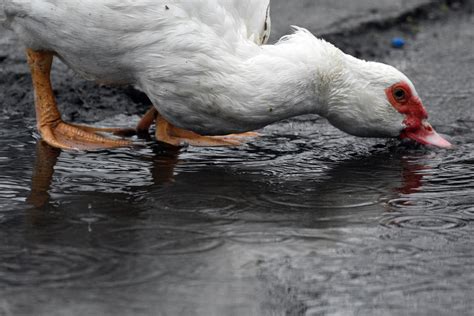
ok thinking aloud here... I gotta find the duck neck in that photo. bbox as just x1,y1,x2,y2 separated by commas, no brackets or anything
233,50,320,128
240,36,342,127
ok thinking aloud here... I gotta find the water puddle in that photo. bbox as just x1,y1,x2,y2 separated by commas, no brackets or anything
0,113,473,314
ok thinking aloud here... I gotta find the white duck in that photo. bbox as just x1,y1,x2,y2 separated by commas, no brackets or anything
1,0,451,150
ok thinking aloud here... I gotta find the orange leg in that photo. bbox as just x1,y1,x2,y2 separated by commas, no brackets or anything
26,49,134,150
155,112,259,147
134,106,258,147
136,106,158,136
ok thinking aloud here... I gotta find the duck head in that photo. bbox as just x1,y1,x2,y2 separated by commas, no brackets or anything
322,54,452,148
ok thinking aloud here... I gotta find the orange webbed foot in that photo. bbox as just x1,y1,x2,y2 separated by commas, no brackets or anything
155,114,260,147
27,48,137,150
40,121,134,150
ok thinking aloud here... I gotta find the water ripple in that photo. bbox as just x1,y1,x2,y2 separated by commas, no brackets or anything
255,183,383,210
97,226,223,255
222,230,354,246
387,196,449,212
158,193,245,213
459,206,474,220
0,245,165,289
423,159,474,193
380,215,467,231
53,150,156,195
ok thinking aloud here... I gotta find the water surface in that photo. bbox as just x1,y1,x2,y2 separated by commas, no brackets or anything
0,113,473,315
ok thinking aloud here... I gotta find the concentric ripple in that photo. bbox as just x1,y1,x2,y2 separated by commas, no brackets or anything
387,196,449,212
459,206,474,220
222,230,345,245
97,226,223,255
380,215,467,231
256,183,384,210
157,193,245,213
423,159,474,193
0,245,165,288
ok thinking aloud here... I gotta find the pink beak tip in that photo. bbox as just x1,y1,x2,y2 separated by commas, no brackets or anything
403,123,454,149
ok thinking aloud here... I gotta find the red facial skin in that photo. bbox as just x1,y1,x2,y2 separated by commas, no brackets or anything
386,82,427,133
385,82,452,148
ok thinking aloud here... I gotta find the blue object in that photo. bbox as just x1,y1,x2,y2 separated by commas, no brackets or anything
391,37,405,49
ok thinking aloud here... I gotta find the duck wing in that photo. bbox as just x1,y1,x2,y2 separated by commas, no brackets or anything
2,0,271,44
1,0,271,81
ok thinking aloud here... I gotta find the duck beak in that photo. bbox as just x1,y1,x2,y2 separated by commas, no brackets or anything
402,121,452,149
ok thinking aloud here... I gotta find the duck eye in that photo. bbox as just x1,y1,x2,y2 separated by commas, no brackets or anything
393,88,407,102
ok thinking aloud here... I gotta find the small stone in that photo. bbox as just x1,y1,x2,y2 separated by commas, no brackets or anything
391,37,405,49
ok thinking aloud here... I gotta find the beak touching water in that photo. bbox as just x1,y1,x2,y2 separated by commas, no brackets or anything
401,121,452,149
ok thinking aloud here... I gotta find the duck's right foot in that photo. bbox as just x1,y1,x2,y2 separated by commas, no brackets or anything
155,113,258,147
134,106,259,147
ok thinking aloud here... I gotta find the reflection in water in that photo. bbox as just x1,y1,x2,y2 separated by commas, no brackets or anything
27,142,60,208
398,160,427,195
0,115,473,315
26,141,179,209
25,139,427,226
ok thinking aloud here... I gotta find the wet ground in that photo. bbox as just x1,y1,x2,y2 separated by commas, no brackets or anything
1,1,474,315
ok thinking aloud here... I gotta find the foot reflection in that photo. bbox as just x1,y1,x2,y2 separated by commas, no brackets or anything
26,141,180,208
26,141,60,208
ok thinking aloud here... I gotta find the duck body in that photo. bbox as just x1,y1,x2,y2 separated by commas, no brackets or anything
1,0,451,148
4,0,297,134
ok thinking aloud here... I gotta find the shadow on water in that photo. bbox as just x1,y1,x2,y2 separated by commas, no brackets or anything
0,115,473,315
